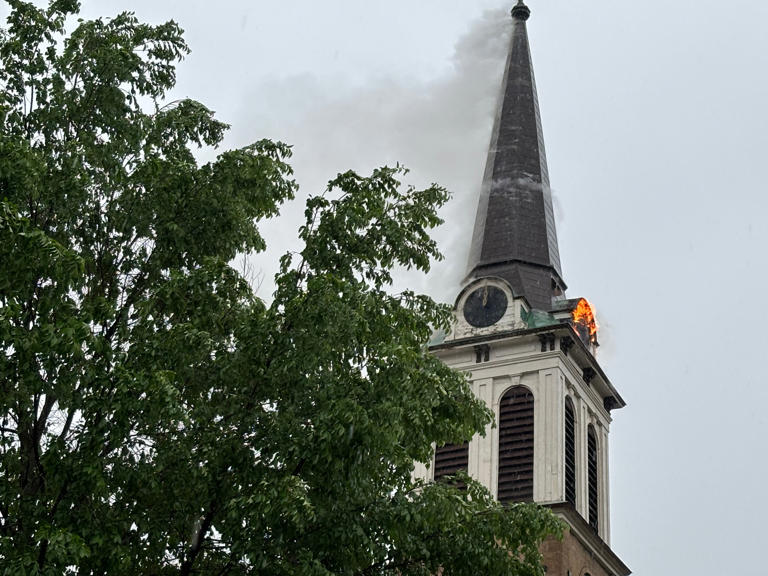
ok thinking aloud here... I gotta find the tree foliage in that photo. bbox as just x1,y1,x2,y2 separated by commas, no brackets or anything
0,2,561,574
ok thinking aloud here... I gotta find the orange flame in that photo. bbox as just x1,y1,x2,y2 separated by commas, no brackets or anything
572,298,599,345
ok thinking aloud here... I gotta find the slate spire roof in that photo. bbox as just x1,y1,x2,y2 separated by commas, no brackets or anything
466,1,566,310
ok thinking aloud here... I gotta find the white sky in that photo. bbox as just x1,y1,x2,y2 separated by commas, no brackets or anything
10,1,768,573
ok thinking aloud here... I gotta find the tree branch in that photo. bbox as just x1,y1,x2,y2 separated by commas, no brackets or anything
35,395,56,442
57,407,76,444
179,503,218,576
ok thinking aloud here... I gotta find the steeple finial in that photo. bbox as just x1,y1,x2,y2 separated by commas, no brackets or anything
511,0,531,21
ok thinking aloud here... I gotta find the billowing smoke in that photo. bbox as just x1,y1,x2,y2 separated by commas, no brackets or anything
233,8,512,304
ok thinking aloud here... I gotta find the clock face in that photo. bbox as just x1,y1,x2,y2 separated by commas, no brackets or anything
463,286,508,328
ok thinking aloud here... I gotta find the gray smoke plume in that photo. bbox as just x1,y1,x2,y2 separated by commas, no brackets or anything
234,8,511,304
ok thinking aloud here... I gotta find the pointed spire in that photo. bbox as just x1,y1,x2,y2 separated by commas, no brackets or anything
466,2,565,310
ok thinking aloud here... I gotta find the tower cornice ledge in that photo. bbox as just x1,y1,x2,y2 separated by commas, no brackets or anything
430,324,626,412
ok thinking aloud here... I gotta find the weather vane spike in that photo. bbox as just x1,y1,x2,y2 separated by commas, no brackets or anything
511,0,531,21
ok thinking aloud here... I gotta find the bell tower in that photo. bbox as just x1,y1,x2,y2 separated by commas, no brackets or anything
417,3,631,574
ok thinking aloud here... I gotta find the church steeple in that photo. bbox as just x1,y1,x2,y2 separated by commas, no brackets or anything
419,6,630,574
467,1,565,311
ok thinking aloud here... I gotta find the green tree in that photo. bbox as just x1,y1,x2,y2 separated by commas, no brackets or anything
0,1,561,574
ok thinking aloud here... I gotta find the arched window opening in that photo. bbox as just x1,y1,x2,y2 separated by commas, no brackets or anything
587,425,599,531
498,386,534,503
564,398,576,507
434,442,469,484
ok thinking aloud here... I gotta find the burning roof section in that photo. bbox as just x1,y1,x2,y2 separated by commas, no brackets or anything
466,1,565,311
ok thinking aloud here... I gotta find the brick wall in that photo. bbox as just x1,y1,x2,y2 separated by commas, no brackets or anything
540,528,612,576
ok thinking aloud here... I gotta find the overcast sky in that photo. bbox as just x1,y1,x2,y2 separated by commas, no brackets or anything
10,0,768,573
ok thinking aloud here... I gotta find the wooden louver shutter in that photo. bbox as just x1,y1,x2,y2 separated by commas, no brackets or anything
564,398,576,507
587,425,599,531
497,386,534,503
434,442,469,483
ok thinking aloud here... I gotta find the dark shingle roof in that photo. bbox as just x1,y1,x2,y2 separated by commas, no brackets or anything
466,3,565,310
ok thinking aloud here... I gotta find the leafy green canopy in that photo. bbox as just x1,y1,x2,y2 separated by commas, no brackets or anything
0,1,561,574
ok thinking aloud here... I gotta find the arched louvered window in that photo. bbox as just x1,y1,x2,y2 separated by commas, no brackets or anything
497,386,534,503
434,442,469,483
564,397,576,507
587,425,599,531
